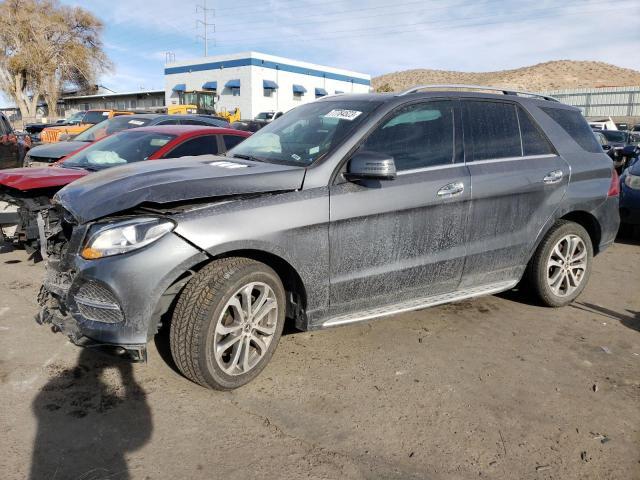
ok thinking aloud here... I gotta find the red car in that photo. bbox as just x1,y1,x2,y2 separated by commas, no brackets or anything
0,125,250,254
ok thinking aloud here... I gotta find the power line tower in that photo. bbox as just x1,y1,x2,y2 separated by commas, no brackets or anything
196,0,215,57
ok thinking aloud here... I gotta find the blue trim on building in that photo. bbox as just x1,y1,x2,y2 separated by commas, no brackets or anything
172,83,186,92
263,80,278,89
165,57,371,86
292,84,307,94
315,87,328,97
202,81,217,90
225,79,241,88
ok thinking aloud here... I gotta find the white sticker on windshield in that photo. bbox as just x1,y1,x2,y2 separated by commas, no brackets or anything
324,109,362,121
309,146,319,154
102,111,109,116
291,153,301,161
128,120,145,126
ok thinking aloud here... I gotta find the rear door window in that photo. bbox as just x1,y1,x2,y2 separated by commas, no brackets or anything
360,101,455,171
540,107,602,153
463,101,521,161
223,134,245,151
164,135,218,158
517,107,555,156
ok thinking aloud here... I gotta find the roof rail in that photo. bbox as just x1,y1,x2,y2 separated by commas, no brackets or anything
396,84,560,102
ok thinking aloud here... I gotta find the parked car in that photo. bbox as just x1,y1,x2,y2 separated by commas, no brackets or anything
254,111,283,125
24,114,232,168
36,87,619,390
0,125,250,254
40,109,134,143
597,130,640,171
25,111,86,142
619,157,640,229
1,112,32,169
231,120,265,132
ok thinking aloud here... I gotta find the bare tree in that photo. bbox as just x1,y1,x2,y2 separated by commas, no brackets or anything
0,0,111,120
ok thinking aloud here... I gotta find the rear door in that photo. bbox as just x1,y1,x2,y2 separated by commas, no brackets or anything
460,99,569,287
328,100,470,317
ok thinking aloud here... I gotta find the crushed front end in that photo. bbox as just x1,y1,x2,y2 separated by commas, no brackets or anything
35,203,208,362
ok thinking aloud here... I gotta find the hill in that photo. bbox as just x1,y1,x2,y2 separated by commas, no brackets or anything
372,60,640,93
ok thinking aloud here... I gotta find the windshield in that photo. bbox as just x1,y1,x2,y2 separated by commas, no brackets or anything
67,111,85,123
256,112,274,120
229,101,379,166
62,130,176,170
82,110,111,125
74,116,153,142
602,130,627,143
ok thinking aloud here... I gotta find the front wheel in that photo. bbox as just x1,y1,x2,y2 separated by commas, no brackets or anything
526,220,593,307
170,257,286,390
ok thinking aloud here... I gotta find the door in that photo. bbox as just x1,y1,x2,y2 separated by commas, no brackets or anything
328,100,470,315
460,100,569,287
0,115,19,169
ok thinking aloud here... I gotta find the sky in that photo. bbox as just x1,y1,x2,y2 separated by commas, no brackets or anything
3,0,639,106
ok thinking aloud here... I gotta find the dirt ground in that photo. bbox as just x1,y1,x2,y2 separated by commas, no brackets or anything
0,236,638,480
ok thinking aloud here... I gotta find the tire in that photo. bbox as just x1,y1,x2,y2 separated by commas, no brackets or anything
169,257,286,390
526,220,593,307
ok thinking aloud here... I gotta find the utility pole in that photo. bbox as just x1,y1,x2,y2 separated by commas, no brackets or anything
196,0,215,57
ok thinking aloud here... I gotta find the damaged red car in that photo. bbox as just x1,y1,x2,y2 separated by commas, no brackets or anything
0,125,250,256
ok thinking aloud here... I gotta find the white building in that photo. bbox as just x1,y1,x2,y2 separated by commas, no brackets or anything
164,51,371,120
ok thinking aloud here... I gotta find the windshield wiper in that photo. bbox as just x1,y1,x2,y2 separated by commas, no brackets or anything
231,153,265,163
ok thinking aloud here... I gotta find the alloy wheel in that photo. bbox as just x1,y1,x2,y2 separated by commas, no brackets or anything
213,282,278,375
546,234,588,297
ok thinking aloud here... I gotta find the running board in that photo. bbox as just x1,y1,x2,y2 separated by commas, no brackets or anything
322,280,517,328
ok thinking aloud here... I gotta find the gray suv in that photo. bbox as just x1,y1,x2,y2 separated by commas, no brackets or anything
37,86,620,390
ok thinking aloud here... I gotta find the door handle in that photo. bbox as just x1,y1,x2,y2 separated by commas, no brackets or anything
543,170,563,184
437,181,464,198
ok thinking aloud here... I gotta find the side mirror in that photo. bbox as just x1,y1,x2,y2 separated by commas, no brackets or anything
346,151,396,181
602,144,612,151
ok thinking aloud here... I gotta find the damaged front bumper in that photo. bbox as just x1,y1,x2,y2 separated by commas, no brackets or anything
37,228,208,362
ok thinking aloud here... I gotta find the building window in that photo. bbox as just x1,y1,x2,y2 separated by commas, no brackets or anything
231,87,240,96
264,88,273,97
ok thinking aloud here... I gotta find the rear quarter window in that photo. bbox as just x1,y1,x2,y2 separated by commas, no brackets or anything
517,107,555,156
540,107,601,153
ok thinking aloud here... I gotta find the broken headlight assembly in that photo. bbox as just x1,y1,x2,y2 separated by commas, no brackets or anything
81,217,175,259
624,173,640,190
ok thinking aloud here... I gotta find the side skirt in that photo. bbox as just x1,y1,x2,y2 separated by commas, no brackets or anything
321,280,518,328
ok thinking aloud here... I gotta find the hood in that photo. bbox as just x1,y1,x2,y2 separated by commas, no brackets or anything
55,155,306,223
28,141,87,161
0,167,88,191
627,159,640,176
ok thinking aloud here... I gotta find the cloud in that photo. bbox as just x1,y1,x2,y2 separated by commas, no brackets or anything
2,0,636,105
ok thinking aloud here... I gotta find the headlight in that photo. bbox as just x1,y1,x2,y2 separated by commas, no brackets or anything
624,174,640,190
81,217,175,259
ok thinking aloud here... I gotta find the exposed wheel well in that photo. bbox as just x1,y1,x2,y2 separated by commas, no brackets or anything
560,211,602,254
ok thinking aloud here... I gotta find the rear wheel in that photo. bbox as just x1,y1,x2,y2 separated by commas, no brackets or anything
169,257,286,390
527,220,593,307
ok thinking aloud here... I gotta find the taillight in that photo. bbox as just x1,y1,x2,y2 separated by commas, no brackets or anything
608,168,620,197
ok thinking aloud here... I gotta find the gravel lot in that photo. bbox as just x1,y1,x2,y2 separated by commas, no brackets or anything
1,237,638,480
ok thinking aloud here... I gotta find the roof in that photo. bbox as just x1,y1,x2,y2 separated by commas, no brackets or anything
317,90,575,109
127,125,251,136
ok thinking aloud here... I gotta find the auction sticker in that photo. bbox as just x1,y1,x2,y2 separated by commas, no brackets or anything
128,120,146,126
324,109,362,121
